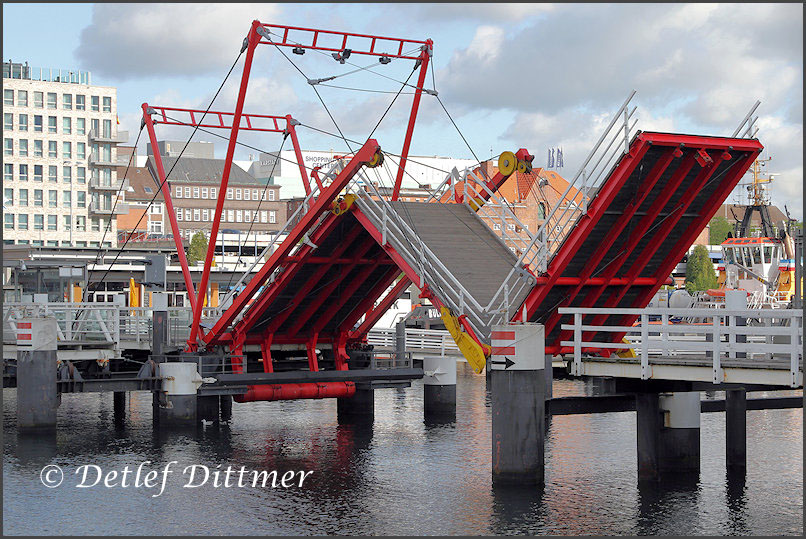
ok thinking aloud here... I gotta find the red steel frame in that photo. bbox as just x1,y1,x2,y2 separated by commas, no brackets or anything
511,132,762,354
141,103,311,315
185,20,433,350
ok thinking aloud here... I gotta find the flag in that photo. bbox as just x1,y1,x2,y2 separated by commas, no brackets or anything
116,115,120,125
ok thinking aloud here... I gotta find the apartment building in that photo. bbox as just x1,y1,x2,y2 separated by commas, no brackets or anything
2,62,128,247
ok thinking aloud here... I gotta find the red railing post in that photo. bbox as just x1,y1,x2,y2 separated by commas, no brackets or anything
286,116,311,196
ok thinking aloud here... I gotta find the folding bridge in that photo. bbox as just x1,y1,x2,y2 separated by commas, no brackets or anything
199,132,761,383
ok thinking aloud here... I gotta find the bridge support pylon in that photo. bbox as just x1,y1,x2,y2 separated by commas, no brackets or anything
637,391,701,481
337,386,374,423
16,317,59,431
423,356,456,421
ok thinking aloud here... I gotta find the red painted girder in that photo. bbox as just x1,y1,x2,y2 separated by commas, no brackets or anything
349,275,410,340
259,223,368,337
336,266,409,336
283,238,380,337
203,139,382,346
392,47,431,200
635,132,764,151
520,137,652,320
309,251,392,337
533,277,662,286
283,256,396,265
258,22,429,60
148,104,289,133
541,147,678,337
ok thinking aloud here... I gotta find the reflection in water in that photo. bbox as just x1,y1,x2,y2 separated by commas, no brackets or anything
2,370,803,535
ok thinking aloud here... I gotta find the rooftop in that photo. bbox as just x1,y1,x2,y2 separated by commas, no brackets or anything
3,61,91,85
145,156,261,186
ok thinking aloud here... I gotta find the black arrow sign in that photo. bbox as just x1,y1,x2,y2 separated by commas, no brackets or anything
491,357,515,370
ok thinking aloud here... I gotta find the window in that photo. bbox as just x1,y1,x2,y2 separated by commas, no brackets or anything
91,118,99,134
77,167,86,184
269,210,276,224
103,119,111,138
235,188,242,200
33,115,42,132
252,189,259,201
227,189,233,200
63,167,72,183
62,141,72,159
91,218,100,232
210,187,217,199
4,188,13,206
175,186,182,198
48,116,57,133
3,164,12,182
34,214,44,231
193,187,200,199
177,208,183,221
185,209,191,221
244,210,250,223
236,210,243,222
4,113,12,130
244,189,250,201
260,210,267,223
63,190,72,207
77,191,86,208
62,93,72,110
4,214,13,230
18,214,28,231
193,209,200,221
48,166,58,183
75,216,86,232
48,141,57,158
62,117,71,134
64,216,71,231
18,114,27,131
19,189,28,206
33,91,43,108
76,94,85,110
201,187,208,199
17,90,27,107
202,209,209,221
49,190,58,208
493,223,501,231
4,89,13,106
47,215,57,231
91,96,99,111
77,142,85,160
18,139,27,157
227,209,234,222
268,190,275,201
34,140,43,157
102,96,111,112
4,138,13,156
76,117,85,135
184,186,191,198
46,92,57,109
19,164,28,182
33,165,43,182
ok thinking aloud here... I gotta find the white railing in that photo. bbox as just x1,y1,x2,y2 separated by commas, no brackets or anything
559,306,803,387
367,327,460,357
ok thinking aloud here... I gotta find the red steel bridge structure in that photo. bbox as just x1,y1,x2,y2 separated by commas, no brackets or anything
140,20,763,402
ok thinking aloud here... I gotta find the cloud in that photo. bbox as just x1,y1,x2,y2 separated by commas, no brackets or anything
76,3,281,79
412,3,556,22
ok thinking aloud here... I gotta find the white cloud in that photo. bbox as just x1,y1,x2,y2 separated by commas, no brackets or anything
76,3,281,79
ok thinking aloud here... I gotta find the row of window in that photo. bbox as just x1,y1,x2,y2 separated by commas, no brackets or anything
4,88,112,112
3,113,110,136
4,187,87,208
4,136,112,160
174,185,276,202
4,213,106,232
3,239,110,248
4,163,90,183
176,208,277,224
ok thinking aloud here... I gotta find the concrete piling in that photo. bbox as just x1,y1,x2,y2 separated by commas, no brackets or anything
113,392,126,425
726,388,747,471
637,391,701,481
16,317,59,430
156,362,202,425
197,395,220,422
337,386,374,423
491,323,545,486
423,356,457,420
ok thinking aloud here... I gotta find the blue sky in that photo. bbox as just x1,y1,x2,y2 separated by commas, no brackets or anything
3,3,803,218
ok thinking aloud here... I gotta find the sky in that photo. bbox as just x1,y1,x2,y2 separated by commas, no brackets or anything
3,2,803,218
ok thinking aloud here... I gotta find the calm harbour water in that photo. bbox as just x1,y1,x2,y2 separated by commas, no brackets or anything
3,365,803,535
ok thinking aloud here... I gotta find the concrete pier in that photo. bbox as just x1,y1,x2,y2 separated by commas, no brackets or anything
637,391,701,481
113,392,126,425
219,395,233,422
491,324,546,486
16,317,59,430
423,356,457,420
337,386,374,423
726,388,747,471
197,395,220,422
156,362,202,425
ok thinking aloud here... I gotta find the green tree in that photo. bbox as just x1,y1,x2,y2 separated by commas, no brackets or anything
708,216,733,245
188,232,209,265
685,244,718,292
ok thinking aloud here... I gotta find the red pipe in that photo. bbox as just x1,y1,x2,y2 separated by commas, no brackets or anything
234,381,356,402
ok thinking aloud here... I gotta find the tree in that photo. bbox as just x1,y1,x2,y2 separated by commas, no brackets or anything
188,232,209,265
708,216,733,245
685,244,718,292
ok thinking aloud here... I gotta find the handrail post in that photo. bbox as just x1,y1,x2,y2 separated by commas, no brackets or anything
573,312,582,376
791,313,800,387
641,313,649,379
712,314,722,384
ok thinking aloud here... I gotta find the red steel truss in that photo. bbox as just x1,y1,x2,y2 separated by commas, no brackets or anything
512,132,763,354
